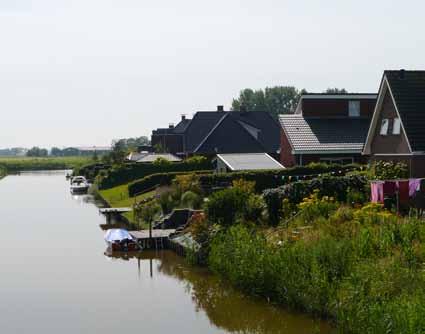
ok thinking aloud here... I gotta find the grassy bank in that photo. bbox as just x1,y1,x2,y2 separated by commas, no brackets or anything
98,184,156,226
0,156,91,172
208,201,425,333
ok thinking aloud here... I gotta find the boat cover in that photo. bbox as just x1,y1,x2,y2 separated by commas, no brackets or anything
104,229,133,242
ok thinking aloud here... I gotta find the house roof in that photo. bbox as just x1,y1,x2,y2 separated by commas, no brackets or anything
136,153,182,163
279,115,370,153
194,114,267,154
384,70,425,151
217,153,285,171
184,111,280,154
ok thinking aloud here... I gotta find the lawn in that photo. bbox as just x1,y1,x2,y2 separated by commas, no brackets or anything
98,184,156,225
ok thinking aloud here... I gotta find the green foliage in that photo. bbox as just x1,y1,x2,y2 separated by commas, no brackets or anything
200,163,361,194
128,170,212,197
0,166,6,179
371,160,409,180
263,174,368,225
157,190,177,214
205,187,249,227
324,88,348,94
98,158,212,189
133,199,161,229
205,179,265,227
181,191,203,209
152,157,172,167
231,86,307,119
26,146,48,157
208,206,425,333
0,156,91,172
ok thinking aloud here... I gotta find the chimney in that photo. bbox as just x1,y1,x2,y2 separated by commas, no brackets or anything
169,123,174,129
399,69,405,79
217,105,224,112
181,114,186,121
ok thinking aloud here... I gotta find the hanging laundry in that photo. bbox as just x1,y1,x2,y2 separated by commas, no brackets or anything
397,180,409,203
383,181,397,196
371,182,384,203
409,179,422,197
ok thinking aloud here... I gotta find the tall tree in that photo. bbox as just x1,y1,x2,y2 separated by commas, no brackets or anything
26,147,48,157
231,86,306,119
324,88,348,94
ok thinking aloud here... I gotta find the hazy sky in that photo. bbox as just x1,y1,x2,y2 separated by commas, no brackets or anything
1,0,424,148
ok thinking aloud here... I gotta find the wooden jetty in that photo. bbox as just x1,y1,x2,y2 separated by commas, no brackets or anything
99,207,132,224
130,229,176,249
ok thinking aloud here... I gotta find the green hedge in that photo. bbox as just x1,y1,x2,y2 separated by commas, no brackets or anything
199,163,361,193
0,166,6,179
128,170,213,196
98,160,213,189
263,174,368,225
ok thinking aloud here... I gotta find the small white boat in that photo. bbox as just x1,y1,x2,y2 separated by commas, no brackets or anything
104,229,140,252
70,176,89,194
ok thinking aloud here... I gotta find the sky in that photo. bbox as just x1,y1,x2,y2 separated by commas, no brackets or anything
0,0,424,148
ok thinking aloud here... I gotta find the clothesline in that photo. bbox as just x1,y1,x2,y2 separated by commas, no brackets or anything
280,168,358,181
370,178,424,204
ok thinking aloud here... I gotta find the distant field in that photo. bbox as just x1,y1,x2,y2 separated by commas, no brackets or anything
0,156,91,172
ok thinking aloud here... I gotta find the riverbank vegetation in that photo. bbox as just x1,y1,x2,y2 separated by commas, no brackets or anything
185,162,423,333
0,166,6,180
0,156,91,173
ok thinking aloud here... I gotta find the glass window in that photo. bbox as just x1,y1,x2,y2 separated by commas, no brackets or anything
380,118,389,135
393,118,401,135
348,101,360,117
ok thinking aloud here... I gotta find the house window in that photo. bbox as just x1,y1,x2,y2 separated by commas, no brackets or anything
348,101,360,117
393,118,401,135
380,118,389,135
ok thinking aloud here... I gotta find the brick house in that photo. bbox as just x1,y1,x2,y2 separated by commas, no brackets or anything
363,70,425,177
279,93,377,166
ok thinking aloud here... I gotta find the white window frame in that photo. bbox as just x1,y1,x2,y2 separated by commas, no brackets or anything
392,118,401,135
380,118,389,135
348,100,360,117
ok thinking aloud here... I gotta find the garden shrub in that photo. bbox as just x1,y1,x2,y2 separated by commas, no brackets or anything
98,158,212,189
128,170,212,196
263,174,368,225
181,191,203,209
199,163,361,194
205,187,249,227
371,160,408,180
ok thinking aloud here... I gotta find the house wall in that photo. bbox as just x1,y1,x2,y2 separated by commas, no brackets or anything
369,90,411,154
302,99,375,118
297,153,367,166
280,129,296,167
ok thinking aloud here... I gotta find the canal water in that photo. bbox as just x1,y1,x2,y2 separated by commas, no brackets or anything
0,171,334,334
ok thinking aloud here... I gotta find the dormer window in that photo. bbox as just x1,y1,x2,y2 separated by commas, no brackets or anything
348,101,360,117
380,118,389,135
393,118,401,135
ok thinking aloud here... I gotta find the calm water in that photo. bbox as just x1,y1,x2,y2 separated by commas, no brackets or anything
0,171,334,334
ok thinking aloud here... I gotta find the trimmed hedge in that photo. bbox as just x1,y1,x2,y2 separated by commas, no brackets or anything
128,170,213,196
263,174,368,225
98,160,213,189
199,163,361,193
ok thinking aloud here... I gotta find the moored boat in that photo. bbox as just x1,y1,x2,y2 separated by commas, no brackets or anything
104,228,141,252
70,176,89,194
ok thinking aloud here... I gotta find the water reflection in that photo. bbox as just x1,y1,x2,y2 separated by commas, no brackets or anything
106,250,334,334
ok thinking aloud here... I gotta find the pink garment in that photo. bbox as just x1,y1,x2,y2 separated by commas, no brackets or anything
409,178,422,197
371,182,384,203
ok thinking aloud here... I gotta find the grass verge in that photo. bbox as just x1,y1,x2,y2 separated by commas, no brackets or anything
98,184,156,226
